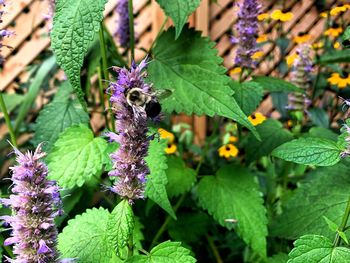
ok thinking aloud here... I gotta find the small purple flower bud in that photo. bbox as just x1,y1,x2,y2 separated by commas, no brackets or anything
1,144,63,262
115,0,132,48
107,58,155,202
233,0,261,69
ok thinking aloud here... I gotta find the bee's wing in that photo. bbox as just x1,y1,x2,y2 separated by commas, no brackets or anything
154,89,172,100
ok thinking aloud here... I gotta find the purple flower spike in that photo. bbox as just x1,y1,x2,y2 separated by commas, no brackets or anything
233,0,261,68
115,0,131,48
0,144,63,263
0,0,14,66
108,59,154,202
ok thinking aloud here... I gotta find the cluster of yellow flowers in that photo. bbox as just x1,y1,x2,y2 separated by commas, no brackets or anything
329,4,350,16
328,73,350,89
158,128,177,154
324,27,343,37
258,10,294,22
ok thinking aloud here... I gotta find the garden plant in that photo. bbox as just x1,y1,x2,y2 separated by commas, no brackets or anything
1,0,350,262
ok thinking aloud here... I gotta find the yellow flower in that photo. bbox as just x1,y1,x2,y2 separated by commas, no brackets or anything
248,112,267,126
324,27,343,37
229,136,238,143
218,144,239,159
256,34,268,43
158,128,175,143
320,11,328,18
312,41,324,49
165,143,177,154
334,41,341,49
271,10,294,22
330,6,347,16
257,13,269,21
229,67,242,76
287,120,293,128
293,33,311,44
327,73,350,89
252,51,264,60
286,53,298,67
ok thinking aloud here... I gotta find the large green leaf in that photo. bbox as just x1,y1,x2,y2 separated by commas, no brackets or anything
125,241,196,263
58,208,115,263
145,138,176,219
231,80,264,115
0,93,25,114
148,26,259,139
252,76,302,93
107,200,134,255
272,137,342,166
32,82,89,152
51,0,108,105
288,235,350,263
317,50,350,64
271,162,350,239
165,156,196,198
156,0,201,39
196,165,267,257
245,119,293,162
47,124,107,188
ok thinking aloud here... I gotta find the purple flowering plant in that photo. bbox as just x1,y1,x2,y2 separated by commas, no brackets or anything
2,0,350,262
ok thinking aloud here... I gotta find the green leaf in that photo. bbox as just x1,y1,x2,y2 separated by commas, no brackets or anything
342,26,350,48
323,216,338,232
272,137,342,166
155,0,200,39
252,76,302,93
307,127,338,141
267,253,289,263
32,82,89,152
165,156,196,198
339,231,349,245
231,80,264,115
0,93,25,114
309,108,329,128
107,199,134,254
125,241,196,263
58,207,115,263
245,119,293,162
148,26,259,139
51,0,108,105
317,50,350,64
271,163,350,239
145,138,176,219
47,124,108,188
55,188,83,226
14,56,57,132
288,235,350,263
103,142,119,172
196,165,267,257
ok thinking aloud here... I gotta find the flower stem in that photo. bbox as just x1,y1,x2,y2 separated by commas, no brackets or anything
206,234,223,263
0,93,17,147
128,0,135,61
148,16,169,52
97,66,110,130
333,196,350,247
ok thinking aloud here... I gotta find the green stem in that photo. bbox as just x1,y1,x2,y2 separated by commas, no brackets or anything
334,196,350,247
97,66,110,130
128,0,135,61
0,93,17,147
206,234,223,263
148,16,169,52
99,23,115,132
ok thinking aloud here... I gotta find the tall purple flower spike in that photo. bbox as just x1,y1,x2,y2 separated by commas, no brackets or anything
232,0,261,69
107,59,152,202
115,0,131,48
0,1,14,66
0,144,63,263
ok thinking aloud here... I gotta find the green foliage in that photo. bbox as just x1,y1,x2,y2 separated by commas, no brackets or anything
342,26,350,48
252,76,302,93
309,108,329,128
32,82,89,152
267,253,289,263
148,26,259,139
272,137,342,166
288,235,350,263
165,156,196,198
307,127,338,141
103,142,119,172
125,241,196,263
47,124,107,188
231,80,264,115
145,138,176,219
156,0,201,39
196,165,267,257
271,162,350,239
245,119,293,162
317,50,350,64
58,207,115,262
107,199,134,255
0,93,24,114
51,0,108,105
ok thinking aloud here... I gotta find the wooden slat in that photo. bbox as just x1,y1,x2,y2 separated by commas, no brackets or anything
0,0,33,29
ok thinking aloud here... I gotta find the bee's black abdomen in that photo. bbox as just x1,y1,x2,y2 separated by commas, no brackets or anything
145,101,161,118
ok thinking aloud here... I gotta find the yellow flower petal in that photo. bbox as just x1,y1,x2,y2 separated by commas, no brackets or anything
229,136,238,143
330,6,347,16
257,13,269,21
165,143,177,154
271,10,282,20
324,27,343,37
312,41,324,49
293,34,311,44
248,112,267,126
327,73,341,85
256,34,268,43
334,41,341,49
218,144,239,159
158,128,175,143
229,67,242,76
280,12,294,22
252,51,264,60
320,11,328,18
286,53,298,67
